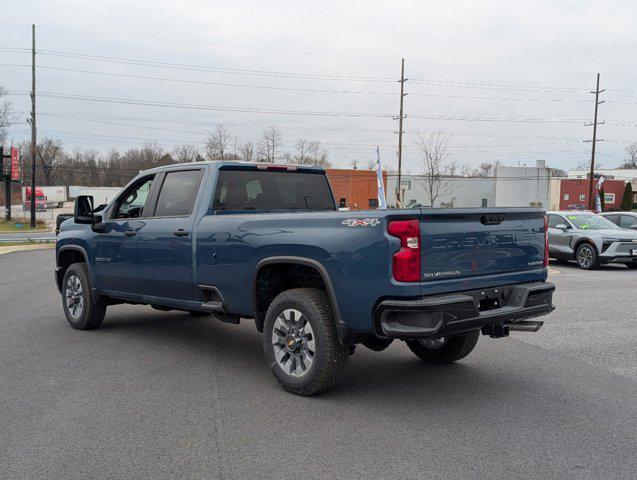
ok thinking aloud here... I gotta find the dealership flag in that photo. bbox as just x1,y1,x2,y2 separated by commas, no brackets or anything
375,146,387,209
10,146,20,181
597,175,605,189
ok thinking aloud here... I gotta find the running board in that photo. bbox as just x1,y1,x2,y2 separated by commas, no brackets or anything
199,301,224,312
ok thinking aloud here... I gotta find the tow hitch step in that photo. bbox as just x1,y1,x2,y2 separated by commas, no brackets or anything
508,321,544,332
482,320,544,338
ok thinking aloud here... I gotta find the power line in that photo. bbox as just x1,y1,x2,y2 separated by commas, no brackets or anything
37,50,397,82
0,64,592,103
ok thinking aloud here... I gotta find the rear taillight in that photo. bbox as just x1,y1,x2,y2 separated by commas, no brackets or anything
543,215,549,267
388,219,421,282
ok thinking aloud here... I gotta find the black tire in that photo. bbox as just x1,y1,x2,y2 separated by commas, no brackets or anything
262,288,348,396
61,262,106,330
188,310,210,317
626,263,637,269
575,242,599,270
406,330,480,365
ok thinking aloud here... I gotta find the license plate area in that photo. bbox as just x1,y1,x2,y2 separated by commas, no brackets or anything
467,286,513,312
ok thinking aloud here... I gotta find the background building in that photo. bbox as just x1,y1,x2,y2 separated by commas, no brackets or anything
568,168,637,184
558,178,625,210
494,160,551,207
326,169,387,210
387,175,495,208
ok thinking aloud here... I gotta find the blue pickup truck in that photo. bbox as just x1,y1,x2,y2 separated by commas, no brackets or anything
56,161,555,395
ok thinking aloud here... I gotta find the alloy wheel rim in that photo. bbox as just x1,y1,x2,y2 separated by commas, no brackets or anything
271,308,315,378
578,246,593,268
65,274,84,319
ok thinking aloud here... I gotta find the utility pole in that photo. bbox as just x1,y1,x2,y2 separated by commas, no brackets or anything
1,146,10,221
394,58,407,206
29,24,37,228
584,73,604,211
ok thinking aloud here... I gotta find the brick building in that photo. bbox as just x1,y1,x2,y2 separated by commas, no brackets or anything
558,178,625,210
326,169,387,210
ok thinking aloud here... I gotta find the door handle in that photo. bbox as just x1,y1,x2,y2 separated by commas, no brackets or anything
173,229,189,237
124,229,137,237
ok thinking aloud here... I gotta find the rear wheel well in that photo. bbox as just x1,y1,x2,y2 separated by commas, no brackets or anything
57,249,87,290
254,263,329,333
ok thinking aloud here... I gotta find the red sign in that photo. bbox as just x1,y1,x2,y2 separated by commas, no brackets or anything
10,147,20,181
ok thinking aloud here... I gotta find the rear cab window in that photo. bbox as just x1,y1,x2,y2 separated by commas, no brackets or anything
153,169,204,217
213,168,335,211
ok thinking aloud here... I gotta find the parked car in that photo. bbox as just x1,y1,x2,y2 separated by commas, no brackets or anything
56,162,555,395
566,203,587,211
547,211,637,269
599,211,637,230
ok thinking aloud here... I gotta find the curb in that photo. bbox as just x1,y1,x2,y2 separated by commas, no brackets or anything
0,243,56,255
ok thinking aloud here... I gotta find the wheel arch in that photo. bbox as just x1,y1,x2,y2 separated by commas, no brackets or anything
252,256,348,344
56,245,91,293
573,237,599,257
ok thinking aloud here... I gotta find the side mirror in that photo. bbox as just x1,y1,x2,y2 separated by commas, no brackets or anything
554,223,568,230
74,195,94,225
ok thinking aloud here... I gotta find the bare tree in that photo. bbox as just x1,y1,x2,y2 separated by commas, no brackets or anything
0,86,16,144
239,141,255,162
350,159,359,170
36,138,64,185
205,123,232,161
415,130,458,207
173,144,200,163
258,125,282,162
366,159,376,170
472,162,493,177
620,142,637,169
293,138,310,164
305,141,330,168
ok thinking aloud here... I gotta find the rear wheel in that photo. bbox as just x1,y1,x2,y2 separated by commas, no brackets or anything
62,263,106,330
406,330,480,365
576,243,599,270
263,288,348,396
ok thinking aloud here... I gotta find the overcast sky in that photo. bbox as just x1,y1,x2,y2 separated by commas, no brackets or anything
2,0,636,172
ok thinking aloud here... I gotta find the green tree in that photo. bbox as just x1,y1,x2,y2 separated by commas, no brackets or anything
621,182,633,210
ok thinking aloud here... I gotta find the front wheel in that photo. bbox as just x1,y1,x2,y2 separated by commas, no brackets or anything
263,288,348,396
62,262,106,330
406,330,480,365
576,243,599,270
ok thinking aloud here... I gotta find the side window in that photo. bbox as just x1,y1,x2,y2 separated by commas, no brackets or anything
621,215,637,228
547,215,563,228
604,215,620,226
113,175,155,219
153,170,203,217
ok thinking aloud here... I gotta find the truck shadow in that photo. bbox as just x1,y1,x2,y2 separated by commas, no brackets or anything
99,307,542,407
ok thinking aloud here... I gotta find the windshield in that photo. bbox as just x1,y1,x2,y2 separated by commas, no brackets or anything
566,214,619,230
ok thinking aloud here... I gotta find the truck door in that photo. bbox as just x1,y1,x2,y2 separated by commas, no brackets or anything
93,174,156,297
137,168,204,305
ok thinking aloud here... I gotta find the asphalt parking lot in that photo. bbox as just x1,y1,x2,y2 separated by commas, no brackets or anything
1,250,635,479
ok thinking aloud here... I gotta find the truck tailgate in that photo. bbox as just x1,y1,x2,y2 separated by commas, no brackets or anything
420,209,546,282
